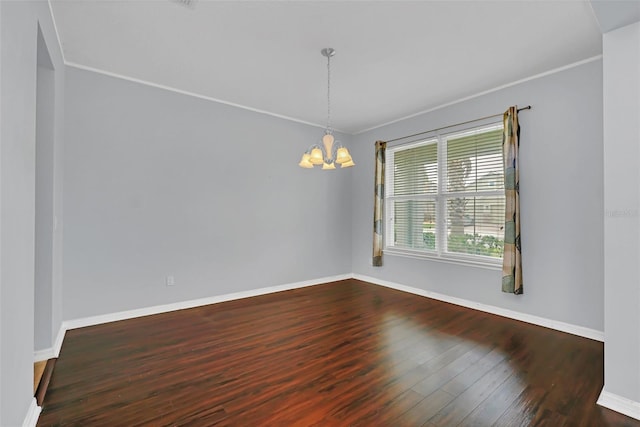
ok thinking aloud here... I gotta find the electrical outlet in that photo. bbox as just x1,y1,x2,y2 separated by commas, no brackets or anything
166,275,175,286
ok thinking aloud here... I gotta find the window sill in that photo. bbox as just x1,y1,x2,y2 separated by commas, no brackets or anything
383,248,502,270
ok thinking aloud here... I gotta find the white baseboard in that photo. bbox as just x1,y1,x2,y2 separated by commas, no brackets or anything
63,274,351,331
33,347,54,362
598,390,640,420
22,398,41,427
34,323,68,362
53,324,66,357
54,272,603,349
353,274,605,342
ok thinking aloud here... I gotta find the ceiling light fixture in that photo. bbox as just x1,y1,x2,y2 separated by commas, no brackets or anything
299,48,354,169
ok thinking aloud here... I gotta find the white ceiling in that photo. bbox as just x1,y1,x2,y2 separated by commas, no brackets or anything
50,0,603,134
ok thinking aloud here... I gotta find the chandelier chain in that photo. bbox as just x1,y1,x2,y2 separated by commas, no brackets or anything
326,53,331,134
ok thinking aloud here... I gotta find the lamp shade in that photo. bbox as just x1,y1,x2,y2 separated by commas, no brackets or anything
322,162,336,170
298,153,314,168
335,147,352,164
309,147,324,165
340,159,355,168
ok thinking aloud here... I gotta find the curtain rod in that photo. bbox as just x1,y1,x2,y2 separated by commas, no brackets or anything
384,105,531,144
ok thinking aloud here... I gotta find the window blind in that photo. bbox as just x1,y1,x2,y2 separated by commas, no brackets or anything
385,123,505,262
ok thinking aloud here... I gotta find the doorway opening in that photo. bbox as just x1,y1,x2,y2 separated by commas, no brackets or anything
34,24,56,403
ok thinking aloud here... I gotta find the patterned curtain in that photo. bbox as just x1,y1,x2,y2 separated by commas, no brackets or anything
502,107,523,294
373,141,386,267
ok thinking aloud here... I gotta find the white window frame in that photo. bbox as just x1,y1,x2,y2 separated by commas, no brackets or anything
384,122,504,269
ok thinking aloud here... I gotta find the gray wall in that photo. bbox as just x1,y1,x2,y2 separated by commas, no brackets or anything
351,59,604,332
602,21,640,404
0,1,65,425
63,67,352,320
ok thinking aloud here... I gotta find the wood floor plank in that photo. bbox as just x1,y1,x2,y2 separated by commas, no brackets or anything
492,385,552,427
38,279,640,426
424,360,514,425
411,344,494,397
440,347,507,397
457,369,527,426
392,390,457,426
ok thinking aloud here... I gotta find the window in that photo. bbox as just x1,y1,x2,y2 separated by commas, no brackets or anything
385,123,505,265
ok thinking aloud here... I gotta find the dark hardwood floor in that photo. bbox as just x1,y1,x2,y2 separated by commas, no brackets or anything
39,279,639,426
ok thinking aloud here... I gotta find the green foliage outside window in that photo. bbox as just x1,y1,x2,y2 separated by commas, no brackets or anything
422,231,504,258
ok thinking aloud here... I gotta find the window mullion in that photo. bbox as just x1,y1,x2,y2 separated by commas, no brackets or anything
436,133,447,256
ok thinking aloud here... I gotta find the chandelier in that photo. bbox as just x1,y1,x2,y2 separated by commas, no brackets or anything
299,48,354,169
